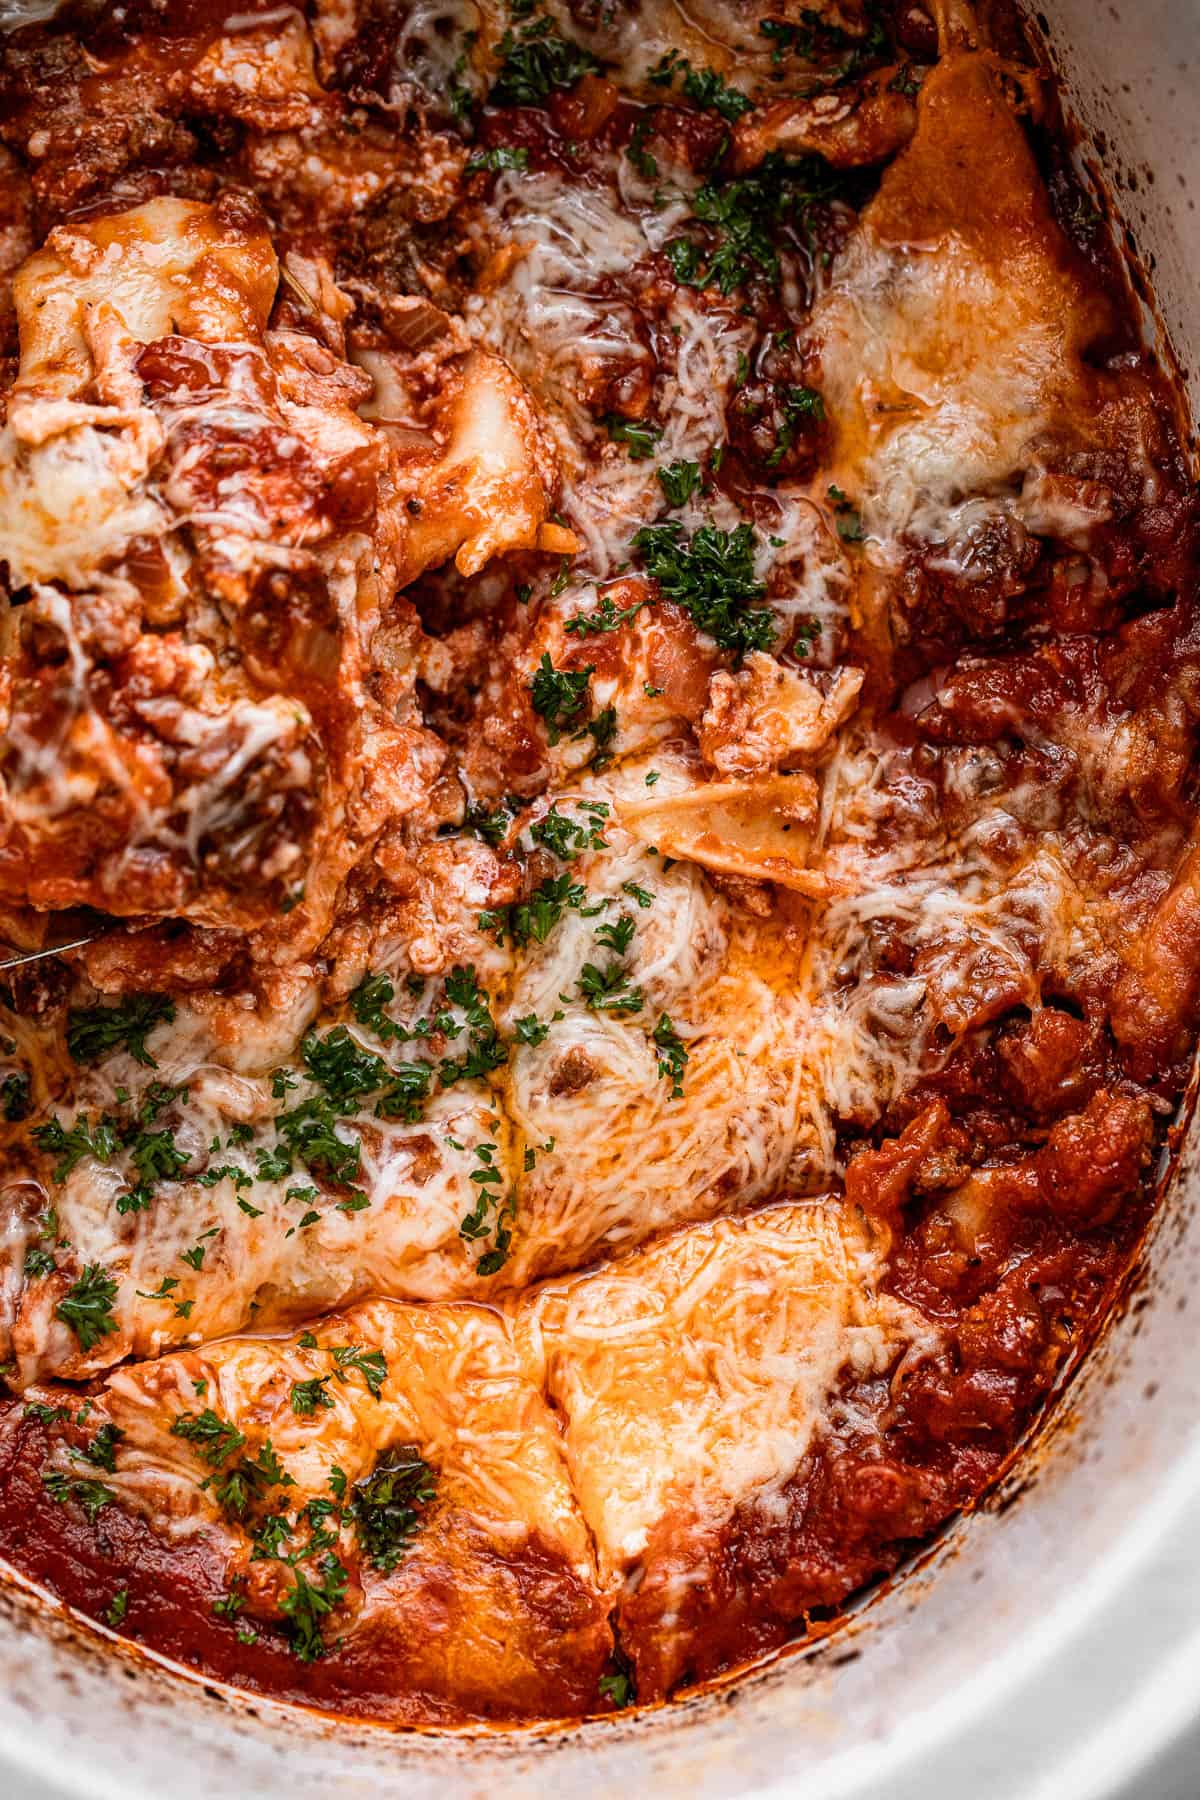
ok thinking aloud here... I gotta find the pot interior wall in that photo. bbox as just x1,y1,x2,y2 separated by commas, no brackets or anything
1,3,1198,1796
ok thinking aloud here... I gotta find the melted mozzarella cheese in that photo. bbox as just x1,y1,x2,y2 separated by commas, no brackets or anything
812,54,1154,560
521,1197,937,1568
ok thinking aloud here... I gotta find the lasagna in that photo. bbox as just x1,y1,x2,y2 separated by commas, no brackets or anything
0,0,1194,1724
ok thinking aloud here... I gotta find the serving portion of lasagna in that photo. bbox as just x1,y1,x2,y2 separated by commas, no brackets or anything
0,0,1194,1724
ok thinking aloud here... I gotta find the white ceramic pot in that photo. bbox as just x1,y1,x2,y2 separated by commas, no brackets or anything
1,3,1198,1794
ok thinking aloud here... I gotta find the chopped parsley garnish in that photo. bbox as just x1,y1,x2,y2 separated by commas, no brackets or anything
622,880,654,909
117,1126,189,1215
482,872,588,948
210,1440,295,1520
513,1013,551,1047
349,1446,436,1572
603,414,663,461
23,1246,56,1280
459,1142,515,1274
32,1114,119,1181
290,1375,335,1417
600,1669,633,1707
171,1409,246,1467
652,1014,689,1098
55,1264,119,1351
179,1227,217,1271
42,1471,115,1524
490,15,600,106
679,63,751,120
136,1276,180,1301
349,971,397,1036
278,1554,349,1662
827,483,865,541
529,801,608,860
24,1401,68,1424
104,1588,129,1628
530,653,594,746
594,913,636,955
460,799,517,848
465,144,530,173
587,705,618,769
631,520,775,658
766,384,825,467
66,995,175,1069
657,459,703,508
1,1071,30,1121
647,50,750,120
665,155,846,296
328,1344,389,1400
578,962,644,1015
565,592,648,636
78,1422,124,1472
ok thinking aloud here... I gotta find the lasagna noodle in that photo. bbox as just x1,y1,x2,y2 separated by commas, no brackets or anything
14,1297,612,1722
520,1198,938,1693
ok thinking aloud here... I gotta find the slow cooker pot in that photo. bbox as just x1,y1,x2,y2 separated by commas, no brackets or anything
0,1,1198,1794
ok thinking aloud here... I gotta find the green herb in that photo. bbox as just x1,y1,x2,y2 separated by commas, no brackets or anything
604,414,662,461
104,1588,129,1628
303,1028,389,1113
212,1580,249,1624
564,592,648,636
79,1422,124,1473
465,144,530,173
657,459,703,508
66,995,175,1069
622,880,654,908
827,483,864,541
349,1447,436,1572
55,1264,118,1351
459,1143,515,1274
530,653,594,746
766,384,824,467
42,1470,115,1524
625,115,658,179
278,1553,348,1662
32,1114,119,1181
198,1163,252,1191
24,1400,67,1424
587,705,618,769
274,1094,362,1185
328,1344,389,1400
512,1013,551,1047
290,1376,335,1417
652,1014,689,1098
23,1246,56,1279
485,873,588,949
179,1228,217,1272
680,64,751,120
171,1409,246,1467
136,1276,180,1301
631,520,774,658
461,801,517,848
210,1440,295,1519
1,1071,30,1121
329,1466,348,1501
594,913,636,955
529,801,608,860
349,972,397,1037
578,963,644,1014
600,1669,633,1707
117,1126,190,1215
490,15,600,106
665,155,844,296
